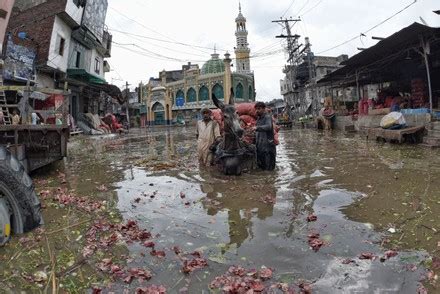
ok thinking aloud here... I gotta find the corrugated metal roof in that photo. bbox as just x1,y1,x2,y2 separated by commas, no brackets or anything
318,23,440,85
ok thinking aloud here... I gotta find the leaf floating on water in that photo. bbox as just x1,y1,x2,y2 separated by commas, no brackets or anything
359,252,375,260
306,214,317,222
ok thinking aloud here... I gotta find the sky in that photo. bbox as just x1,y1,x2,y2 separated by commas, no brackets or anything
105,0,440,102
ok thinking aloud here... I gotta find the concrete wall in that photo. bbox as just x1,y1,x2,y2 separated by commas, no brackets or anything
47,15,72,72
36,73,55,88
354,113,431,131
0,0,15,53
65,0,83,26
7,0,67,66
89,48,104,78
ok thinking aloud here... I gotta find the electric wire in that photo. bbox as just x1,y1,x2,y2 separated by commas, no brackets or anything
317,0,418,54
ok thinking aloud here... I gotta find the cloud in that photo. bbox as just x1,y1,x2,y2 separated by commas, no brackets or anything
105,0,440,101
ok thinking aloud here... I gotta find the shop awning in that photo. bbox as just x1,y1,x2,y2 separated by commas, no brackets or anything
318,23,440,85
67,69,107,84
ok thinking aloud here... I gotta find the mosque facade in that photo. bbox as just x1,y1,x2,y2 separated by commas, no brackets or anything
140,5,255,125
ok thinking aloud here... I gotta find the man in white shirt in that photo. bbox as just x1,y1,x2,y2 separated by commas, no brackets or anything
196,108,221,167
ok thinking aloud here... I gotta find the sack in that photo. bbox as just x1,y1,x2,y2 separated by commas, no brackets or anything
240,114,256,126
380,112,406,129
236,103,257,118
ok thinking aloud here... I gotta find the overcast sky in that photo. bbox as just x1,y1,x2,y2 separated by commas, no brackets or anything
106,0,439,102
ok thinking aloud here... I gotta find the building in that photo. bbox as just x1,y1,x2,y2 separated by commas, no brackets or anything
5,0,120,122
280,37,347,118
266,98,286,117
0,0,15,54
140,5,255,125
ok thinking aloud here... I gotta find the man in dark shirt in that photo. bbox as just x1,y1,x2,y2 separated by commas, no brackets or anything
252,102,276,170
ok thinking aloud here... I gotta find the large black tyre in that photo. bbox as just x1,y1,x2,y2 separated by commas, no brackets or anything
0,147,42,234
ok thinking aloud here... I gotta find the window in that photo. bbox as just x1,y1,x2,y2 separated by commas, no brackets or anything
73,0,86,8
57,36,65,56
94,58,100,74
75,51,81,68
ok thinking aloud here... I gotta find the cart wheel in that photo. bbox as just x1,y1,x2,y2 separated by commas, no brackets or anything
0,147,42,240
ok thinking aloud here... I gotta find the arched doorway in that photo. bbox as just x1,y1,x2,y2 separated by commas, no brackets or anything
236,83,244,99
199,86,209,101
212,83,224,100
187,88,196,103
152,102,165,125
176,90,185,106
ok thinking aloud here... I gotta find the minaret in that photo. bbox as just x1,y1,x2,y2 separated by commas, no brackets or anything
234,2,251,74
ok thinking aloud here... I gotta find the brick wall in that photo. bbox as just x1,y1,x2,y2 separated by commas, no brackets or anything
7,0,67,66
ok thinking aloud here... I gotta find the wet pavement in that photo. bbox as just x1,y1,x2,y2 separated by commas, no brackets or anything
1,127,439,293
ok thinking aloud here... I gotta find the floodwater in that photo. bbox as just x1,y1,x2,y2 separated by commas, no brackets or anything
3,127,440,293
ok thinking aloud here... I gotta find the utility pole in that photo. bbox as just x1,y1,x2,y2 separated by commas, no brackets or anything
125,81,130,131
272,17,301,119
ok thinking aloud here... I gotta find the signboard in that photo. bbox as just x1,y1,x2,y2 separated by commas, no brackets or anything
3,38,36,82
82,0,108,42
176,96,184,107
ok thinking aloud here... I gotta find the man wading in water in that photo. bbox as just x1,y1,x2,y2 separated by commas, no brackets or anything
196,108,221,167
252,102,276,170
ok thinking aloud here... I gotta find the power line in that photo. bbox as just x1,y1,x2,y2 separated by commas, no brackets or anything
108,6,212,55
109,28,228,53
282,0,298,18
297,0,311,16
300,0,325,17
113,41,284,63
317,0,418,54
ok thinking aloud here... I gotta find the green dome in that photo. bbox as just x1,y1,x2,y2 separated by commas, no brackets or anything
201,53,225,75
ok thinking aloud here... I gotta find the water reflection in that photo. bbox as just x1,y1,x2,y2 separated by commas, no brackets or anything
201,174,275,252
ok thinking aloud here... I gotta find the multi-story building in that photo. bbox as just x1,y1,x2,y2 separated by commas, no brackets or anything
5,0,118,121
280,37,347,118
0,0,15,55
140,5,255,125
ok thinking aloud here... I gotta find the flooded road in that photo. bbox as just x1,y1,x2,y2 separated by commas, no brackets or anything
1,127,439,293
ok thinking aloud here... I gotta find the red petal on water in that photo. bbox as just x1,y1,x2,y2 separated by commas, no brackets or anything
251,281,265,292
180,192,186,199
143,241,155,248
134,197,141,203
308,238,324,252
260,268,273,280
172,246,182,255
307,232,320,239
384,250,398,258
417,284,428,294
359,252,375,260
135,285,167,294
184,202,190,206
298,282,312,294
124,275,134,284
92,287,102,294
151,250,166,258
182,258,208,273
190,250,202,258
306,214,317,222
342,258,355,265
229,266,247,277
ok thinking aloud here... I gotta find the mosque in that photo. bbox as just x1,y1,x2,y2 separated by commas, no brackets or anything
140,4,255,125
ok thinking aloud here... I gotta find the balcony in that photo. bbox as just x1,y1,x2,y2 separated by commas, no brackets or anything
101,30,112,58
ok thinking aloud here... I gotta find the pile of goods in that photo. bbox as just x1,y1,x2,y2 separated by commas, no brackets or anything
411,79,427,108
380,111,406,129
211,103,280,145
